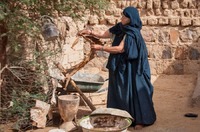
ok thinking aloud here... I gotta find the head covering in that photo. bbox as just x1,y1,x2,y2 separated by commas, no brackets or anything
109,7,142,35
122,6,142,30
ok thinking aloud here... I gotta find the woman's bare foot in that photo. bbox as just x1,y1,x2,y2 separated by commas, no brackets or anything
134,124,144,130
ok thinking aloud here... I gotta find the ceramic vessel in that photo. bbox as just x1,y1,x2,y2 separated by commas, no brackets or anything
58,95,80,122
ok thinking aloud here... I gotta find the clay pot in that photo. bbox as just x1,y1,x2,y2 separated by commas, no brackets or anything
58,95,80,122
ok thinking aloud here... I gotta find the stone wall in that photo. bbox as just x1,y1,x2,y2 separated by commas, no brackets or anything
55,0,200,76
91,0,200,75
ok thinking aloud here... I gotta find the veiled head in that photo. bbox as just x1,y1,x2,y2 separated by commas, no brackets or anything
122,6,142,30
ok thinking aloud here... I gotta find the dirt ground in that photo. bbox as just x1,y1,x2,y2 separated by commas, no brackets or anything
1,73,200,132
132,74,200,132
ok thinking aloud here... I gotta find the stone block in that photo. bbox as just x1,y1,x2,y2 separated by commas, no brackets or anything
188,0,196,9
158,18,169,25
113,8,122,17
183,10,190,17
105,2,116,16
96,10,105,17
180,28,193,42
163,9,171,16
150,45,163,59
141,28,157,42
189,48,200,60
148,18,158,25
88,15,99,25
175,47,187,60
170,28,179,44
141,18,148,25
162,1,169,9
162,47,172,59
169,18,180,26
126,0,131,7
172,63,184,75
147,9,154,16
137,1,145,8
192,27,200,42
117,1,122,8
192,9,199,17
193,18,200,26
181,18,192,26
146,0,153,9
153,0,161,9
171,0,179,9
180,0,189,8
130,1,138,7
158,29,169,43
120,1,128,8
155,9,162,16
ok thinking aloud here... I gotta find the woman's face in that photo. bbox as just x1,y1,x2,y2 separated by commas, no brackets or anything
121,14,130,25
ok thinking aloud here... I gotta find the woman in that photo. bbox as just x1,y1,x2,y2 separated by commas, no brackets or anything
78,6,156,129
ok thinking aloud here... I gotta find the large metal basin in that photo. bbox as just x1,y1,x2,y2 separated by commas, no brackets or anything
78,116,132,132
78,108,133,132
67,72,104,93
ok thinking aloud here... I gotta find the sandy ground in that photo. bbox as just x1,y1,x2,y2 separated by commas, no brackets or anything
132,74,200,132
1,73,200,132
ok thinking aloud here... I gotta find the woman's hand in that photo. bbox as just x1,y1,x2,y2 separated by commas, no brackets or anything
91,44,103,51
78,29,92,36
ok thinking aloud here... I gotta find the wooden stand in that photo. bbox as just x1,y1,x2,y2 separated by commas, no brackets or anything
54,35,104,111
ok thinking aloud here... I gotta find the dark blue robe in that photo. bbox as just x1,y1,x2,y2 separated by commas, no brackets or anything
106,7,156,126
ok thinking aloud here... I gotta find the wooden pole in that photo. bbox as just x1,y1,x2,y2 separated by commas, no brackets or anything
70,80,96,111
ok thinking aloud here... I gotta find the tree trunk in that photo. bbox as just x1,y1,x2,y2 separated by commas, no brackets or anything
0,21,7,69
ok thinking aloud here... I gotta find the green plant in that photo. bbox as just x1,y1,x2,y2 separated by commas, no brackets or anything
0,0,109,131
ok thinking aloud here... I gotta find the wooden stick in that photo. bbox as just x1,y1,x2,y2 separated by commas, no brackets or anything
71,37,80,49
70,79,96,111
